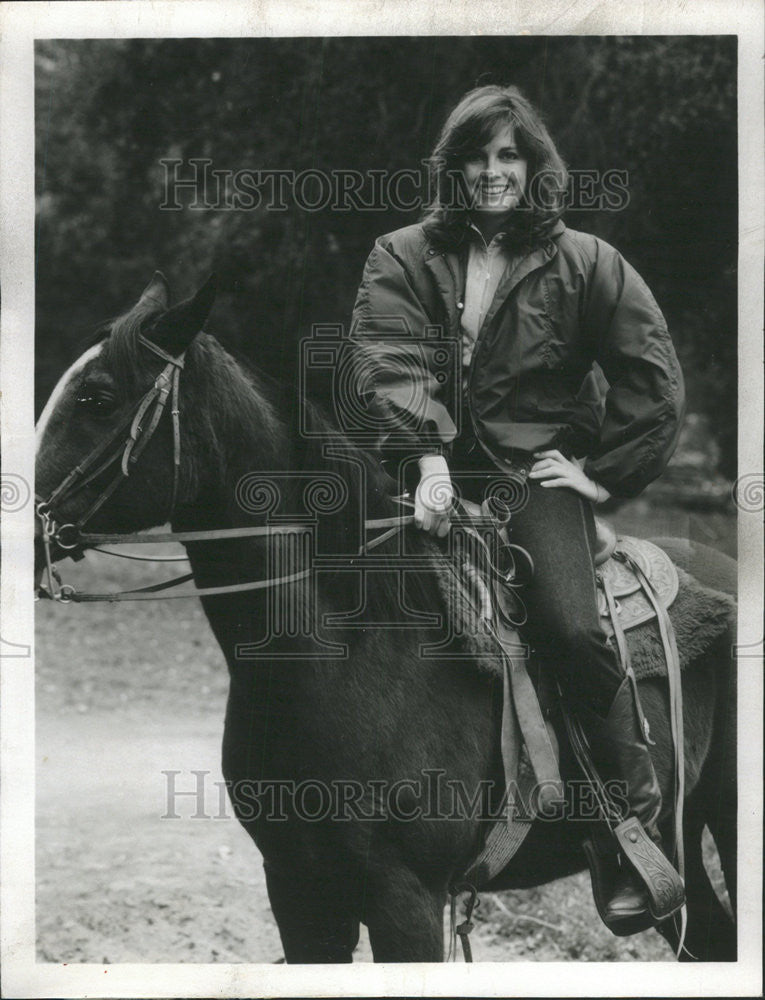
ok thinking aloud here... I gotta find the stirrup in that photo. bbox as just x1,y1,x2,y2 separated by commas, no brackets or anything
614,816,685,921
583,836,654,936
584,817,685,936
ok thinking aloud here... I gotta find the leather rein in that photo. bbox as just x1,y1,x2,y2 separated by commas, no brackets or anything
36,331,415,604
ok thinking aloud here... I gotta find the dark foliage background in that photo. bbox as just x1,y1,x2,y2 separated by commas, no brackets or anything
35,35,737,480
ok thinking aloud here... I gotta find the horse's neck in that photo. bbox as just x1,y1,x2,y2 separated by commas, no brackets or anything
172,364,442,670
174,410,398,590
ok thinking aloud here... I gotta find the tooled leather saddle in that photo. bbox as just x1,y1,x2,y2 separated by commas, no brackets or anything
592,520,679,634
452,505,683,910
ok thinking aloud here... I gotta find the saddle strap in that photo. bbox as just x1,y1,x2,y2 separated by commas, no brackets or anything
607,555,688,955
620,566,688,957
602,576,655,746
625,558,686,886
494,620,564,815
457,629,561,890
500,646,521,818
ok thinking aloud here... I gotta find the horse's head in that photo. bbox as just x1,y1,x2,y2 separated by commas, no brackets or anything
35,272,216,571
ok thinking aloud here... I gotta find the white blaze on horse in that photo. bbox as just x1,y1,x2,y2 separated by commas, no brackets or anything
35,274,737,963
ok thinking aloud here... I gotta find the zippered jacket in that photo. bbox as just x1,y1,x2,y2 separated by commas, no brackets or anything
349,220,685,499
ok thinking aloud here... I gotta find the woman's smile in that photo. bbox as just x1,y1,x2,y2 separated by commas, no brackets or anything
463,122,528,215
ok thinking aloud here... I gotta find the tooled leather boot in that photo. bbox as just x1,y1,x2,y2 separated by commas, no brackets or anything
579,676,685,930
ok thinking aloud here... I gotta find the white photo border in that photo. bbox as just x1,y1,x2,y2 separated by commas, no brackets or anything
1,1,762,997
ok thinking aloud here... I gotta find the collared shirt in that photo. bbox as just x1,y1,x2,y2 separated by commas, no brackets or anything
460,223,522,382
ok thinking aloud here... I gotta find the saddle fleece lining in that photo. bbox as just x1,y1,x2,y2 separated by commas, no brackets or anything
620,567,735,680
437,566,735,681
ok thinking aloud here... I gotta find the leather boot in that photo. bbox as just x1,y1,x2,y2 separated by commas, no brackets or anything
579,676,684,927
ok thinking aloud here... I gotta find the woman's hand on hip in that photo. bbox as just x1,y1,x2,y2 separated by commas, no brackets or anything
530,450,611,504
414,454,453,537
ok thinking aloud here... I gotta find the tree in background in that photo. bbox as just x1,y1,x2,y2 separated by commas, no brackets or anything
35,35,737,479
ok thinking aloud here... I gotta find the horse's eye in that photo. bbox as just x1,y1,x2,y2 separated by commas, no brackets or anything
75,386,117,414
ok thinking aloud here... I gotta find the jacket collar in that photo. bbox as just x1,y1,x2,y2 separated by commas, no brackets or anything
423,243,461,335
423,219,565,336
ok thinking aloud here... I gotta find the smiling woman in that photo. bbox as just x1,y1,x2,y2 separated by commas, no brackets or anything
462,124,528,220
423,84,568,250
349,82,687,934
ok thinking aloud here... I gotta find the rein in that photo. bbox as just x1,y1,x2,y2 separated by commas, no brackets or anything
37,513,415,603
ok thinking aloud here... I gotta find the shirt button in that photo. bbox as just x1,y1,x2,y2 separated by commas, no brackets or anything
457,301,464,311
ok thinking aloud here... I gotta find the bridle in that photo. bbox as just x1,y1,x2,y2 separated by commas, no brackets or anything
36,334,184,549
35,331,416,603
36,333,189,600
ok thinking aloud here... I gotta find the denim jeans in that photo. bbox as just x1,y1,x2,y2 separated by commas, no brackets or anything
451,443,624,715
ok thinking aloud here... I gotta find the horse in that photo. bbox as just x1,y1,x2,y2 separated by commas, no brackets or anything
35,273,737,963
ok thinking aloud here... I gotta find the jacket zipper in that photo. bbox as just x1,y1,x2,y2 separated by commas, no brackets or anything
454,228,501,462
463,240,556,468
463,247,509,468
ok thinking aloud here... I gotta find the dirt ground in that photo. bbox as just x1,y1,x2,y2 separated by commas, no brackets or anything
35,504,734,964
36,707,675,964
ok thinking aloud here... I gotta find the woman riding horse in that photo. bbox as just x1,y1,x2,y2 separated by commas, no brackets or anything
350,84,686,929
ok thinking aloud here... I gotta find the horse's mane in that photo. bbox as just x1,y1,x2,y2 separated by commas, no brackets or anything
94,297,446,630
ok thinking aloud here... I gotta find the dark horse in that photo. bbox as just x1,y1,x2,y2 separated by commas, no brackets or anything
35,275,737,962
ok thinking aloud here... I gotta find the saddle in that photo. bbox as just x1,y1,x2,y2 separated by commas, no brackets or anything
452,505,683,902
594,526,679,635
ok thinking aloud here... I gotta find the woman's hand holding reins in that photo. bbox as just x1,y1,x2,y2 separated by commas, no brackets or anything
530,449,611,504
414,454,453,537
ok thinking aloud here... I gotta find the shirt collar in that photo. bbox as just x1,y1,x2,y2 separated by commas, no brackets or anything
466,218,507,247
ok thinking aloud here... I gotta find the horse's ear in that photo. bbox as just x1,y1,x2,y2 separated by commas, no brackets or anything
136,271,170,313
149,273,217,357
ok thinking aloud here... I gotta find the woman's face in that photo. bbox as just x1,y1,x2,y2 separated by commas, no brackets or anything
462,123,528,216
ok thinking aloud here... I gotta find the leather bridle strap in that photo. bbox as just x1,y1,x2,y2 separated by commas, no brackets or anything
39,514,416,603
136,335,182,512
38,339,186,546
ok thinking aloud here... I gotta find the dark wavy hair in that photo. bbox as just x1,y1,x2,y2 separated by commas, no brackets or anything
421,85,568,251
